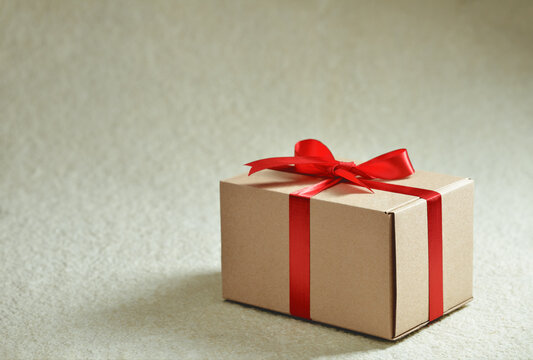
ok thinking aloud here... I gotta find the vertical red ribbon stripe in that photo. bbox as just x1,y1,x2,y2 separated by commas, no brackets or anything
289,178,341,319
289,194,311,319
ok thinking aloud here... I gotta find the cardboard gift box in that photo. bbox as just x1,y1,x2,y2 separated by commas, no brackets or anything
220,140,473,340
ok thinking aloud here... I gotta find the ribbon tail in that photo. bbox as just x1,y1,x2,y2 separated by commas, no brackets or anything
334,168,374,193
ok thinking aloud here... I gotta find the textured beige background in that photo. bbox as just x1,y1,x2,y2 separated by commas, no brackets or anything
1,0,532,359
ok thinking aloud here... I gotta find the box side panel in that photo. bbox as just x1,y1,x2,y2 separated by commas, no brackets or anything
442,180,474,311
220,181,290,314
310,200,395,339
394,199,430,336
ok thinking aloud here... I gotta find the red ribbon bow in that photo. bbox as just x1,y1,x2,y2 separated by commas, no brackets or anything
246,139,415,193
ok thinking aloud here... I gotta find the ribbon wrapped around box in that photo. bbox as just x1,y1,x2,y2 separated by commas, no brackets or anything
220,140,473,340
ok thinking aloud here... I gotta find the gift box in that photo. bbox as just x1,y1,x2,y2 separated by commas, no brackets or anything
220,140,473,340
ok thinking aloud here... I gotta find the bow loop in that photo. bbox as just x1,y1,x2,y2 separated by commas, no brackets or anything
357,148,414,180
294,139,336,160
293,139,337,176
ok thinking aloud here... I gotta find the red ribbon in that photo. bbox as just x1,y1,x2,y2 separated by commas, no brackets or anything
246,139,443,322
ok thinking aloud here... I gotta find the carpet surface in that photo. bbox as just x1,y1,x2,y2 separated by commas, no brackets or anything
1,1,532,359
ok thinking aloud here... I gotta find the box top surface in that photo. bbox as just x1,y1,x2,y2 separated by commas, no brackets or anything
221,168,471,213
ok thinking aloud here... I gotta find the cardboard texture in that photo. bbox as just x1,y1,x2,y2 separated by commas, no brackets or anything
220,169,474,340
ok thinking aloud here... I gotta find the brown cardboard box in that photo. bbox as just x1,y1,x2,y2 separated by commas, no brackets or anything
220,168,473,340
